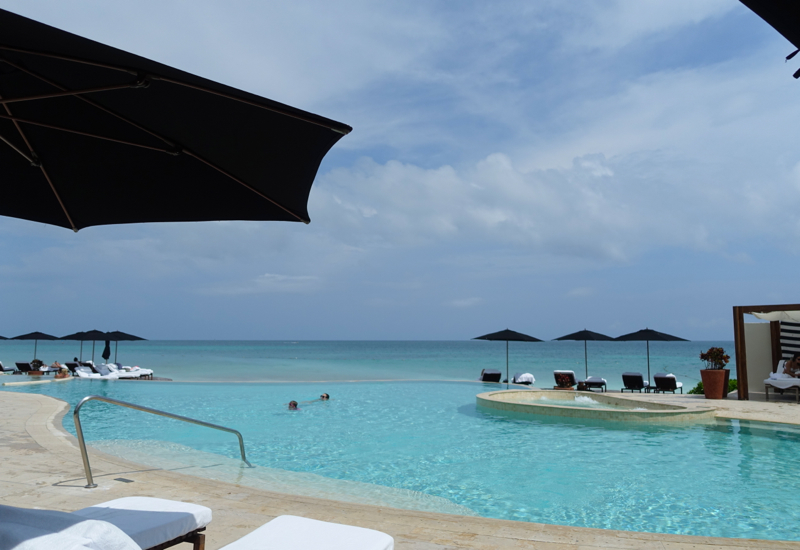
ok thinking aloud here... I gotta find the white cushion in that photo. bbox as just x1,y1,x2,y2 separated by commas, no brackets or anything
220,515,394,550
72,497,211,550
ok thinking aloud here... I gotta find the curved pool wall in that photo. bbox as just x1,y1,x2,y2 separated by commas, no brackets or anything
477,389,716,422
6,379,800,541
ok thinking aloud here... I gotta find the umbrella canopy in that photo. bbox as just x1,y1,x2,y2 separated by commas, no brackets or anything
0,8,351,231
106,330,146,362
554,329,614,379
474,329,542,388
60,330,108,361
615,328,688,384
740,1,800,49
12,331,58,359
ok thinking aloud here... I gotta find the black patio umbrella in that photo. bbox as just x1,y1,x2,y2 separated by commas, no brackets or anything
60,330,108,362
12,331,58,360
106,331,145,363
0,8,351,231
474,329,542,388
101,340,111,362
554,329,614,379
615,328,688,385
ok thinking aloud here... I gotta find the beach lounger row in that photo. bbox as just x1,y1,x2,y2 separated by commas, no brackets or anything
0,496,394,550
478,368,683,393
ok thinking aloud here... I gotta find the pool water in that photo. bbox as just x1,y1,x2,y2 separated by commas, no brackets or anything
530,394,632,409
7,379,800,540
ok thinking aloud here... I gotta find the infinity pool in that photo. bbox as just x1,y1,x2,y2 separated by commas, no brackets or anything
7,379,800,540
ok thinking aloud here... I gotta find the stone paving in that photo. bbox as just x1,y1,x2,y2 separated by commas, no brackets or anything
2,389,799,550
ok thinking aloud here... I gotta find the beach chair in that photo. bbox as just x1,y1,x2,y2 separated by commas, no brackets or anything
621,372,650,393
65,362,81,375
14,362,33,374
652,373,683,394
0,496,211,550
512,372,534,385
219,515,394,550
764,372,800,403
553,370,577,389
0,361,17,373
584,376,607,392
478,368,502,382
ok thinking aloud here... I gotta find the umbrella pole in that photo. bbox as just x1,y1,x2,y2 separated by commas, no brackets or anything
506,340,509,389
584,340,588,379
646,340,651,385
92,341,95,362
80,341,83,361
33,340,38,360
115,341,118,363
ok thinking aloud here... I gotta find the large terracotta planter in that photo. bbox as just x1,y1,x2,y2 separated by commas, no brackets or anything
700,369,730,399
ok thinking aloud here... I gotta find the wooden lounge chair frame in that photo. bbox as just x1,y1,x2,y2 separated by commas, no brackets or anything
147,528,205,550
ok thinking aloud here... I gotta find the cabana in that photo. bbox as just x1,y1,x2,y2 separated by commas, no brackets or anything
732,303,800,400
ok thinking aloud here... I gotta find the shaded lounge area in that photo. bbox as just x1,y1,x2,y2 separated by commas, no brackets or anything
732,303,800,401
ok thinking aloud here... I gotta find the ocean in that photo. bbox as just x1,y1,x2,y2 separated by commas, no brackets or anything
0,339,734,390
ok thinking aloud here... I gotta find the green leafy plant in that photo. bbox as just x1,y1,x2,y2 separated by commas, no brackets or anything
688,378,737,395
699,347,730,370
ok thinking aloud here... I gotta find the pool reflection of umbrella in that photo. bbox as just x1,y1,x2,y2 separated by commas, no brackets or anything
11,331,58,360
106,331,146,363
554,329,614,379
474,329,542,389
614,328,688,385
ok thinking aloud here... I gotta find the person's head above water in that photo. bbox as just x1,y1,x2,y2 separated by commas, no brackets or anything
320,393,330,400
288,401,298,410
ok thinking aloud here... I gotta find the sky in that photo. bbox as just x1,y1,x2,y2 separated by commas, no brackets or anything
0,0,796,341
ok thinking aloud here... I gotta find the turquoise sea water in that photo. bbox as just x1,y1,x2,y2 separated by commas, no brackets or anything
9,339,795,541
0,339,734,389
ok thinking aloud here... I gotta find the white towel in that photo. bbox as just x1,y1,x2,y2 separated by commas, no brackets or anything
0,504,141,550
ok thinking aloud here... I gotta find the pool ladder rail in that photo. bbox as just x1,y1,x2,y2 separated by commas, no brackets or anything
74,395,253,489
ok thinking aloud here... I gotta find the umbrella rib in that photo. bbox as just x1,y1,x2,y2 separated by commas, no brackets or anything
0,57,177,149
183,149,309,223
0,96,77,231
0,46,352,135
0,112,180,154
152,76,352,135
0,130,35,164
0,81,143,105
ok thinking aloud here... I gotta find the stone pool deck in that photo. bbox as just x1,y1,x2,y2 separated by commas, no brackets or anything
2,390,799,550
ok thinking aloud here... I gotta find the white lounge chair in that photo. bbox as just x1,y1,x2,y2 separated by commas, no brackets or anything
74,365,119,379
765,371,800,403
0,496,210,550
72,496,211,550
512,372,534,385
220,515,394,550
105,363,142,379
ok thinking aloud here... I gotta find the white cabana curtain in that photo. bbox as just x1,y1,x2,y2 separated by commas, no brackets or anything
750,311,800,322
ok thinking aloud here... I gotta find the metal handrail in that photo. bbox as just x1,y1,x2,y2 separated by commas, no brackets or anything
73,395,253,488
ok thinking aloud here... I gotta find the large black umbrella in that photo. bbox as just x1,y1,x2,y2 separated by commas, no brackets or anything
474,329,542,388
615,328,688,385
12,331,58,360
740,1,800,77
554,329,614,380
60,330,108,362
106,331,146,363
0,9,350,231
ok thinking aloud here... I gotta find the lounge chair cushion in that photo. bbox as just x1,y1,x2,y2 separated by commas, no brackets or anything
512,372,534,384
72,497,211,550
220,515,394,550
0,503,140,550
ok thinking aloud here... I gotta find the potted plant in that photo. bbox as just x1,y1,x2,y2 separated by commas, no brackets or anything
699,347,731,399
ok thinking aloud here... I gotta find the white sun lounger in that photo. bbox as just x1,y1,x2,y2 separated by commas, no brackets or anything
0,496,211,550
72,496,211,550
220,515,394,550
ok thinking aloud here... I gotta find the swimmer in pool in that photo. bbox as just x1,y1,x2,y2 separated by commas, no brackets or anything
288,401,299,410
